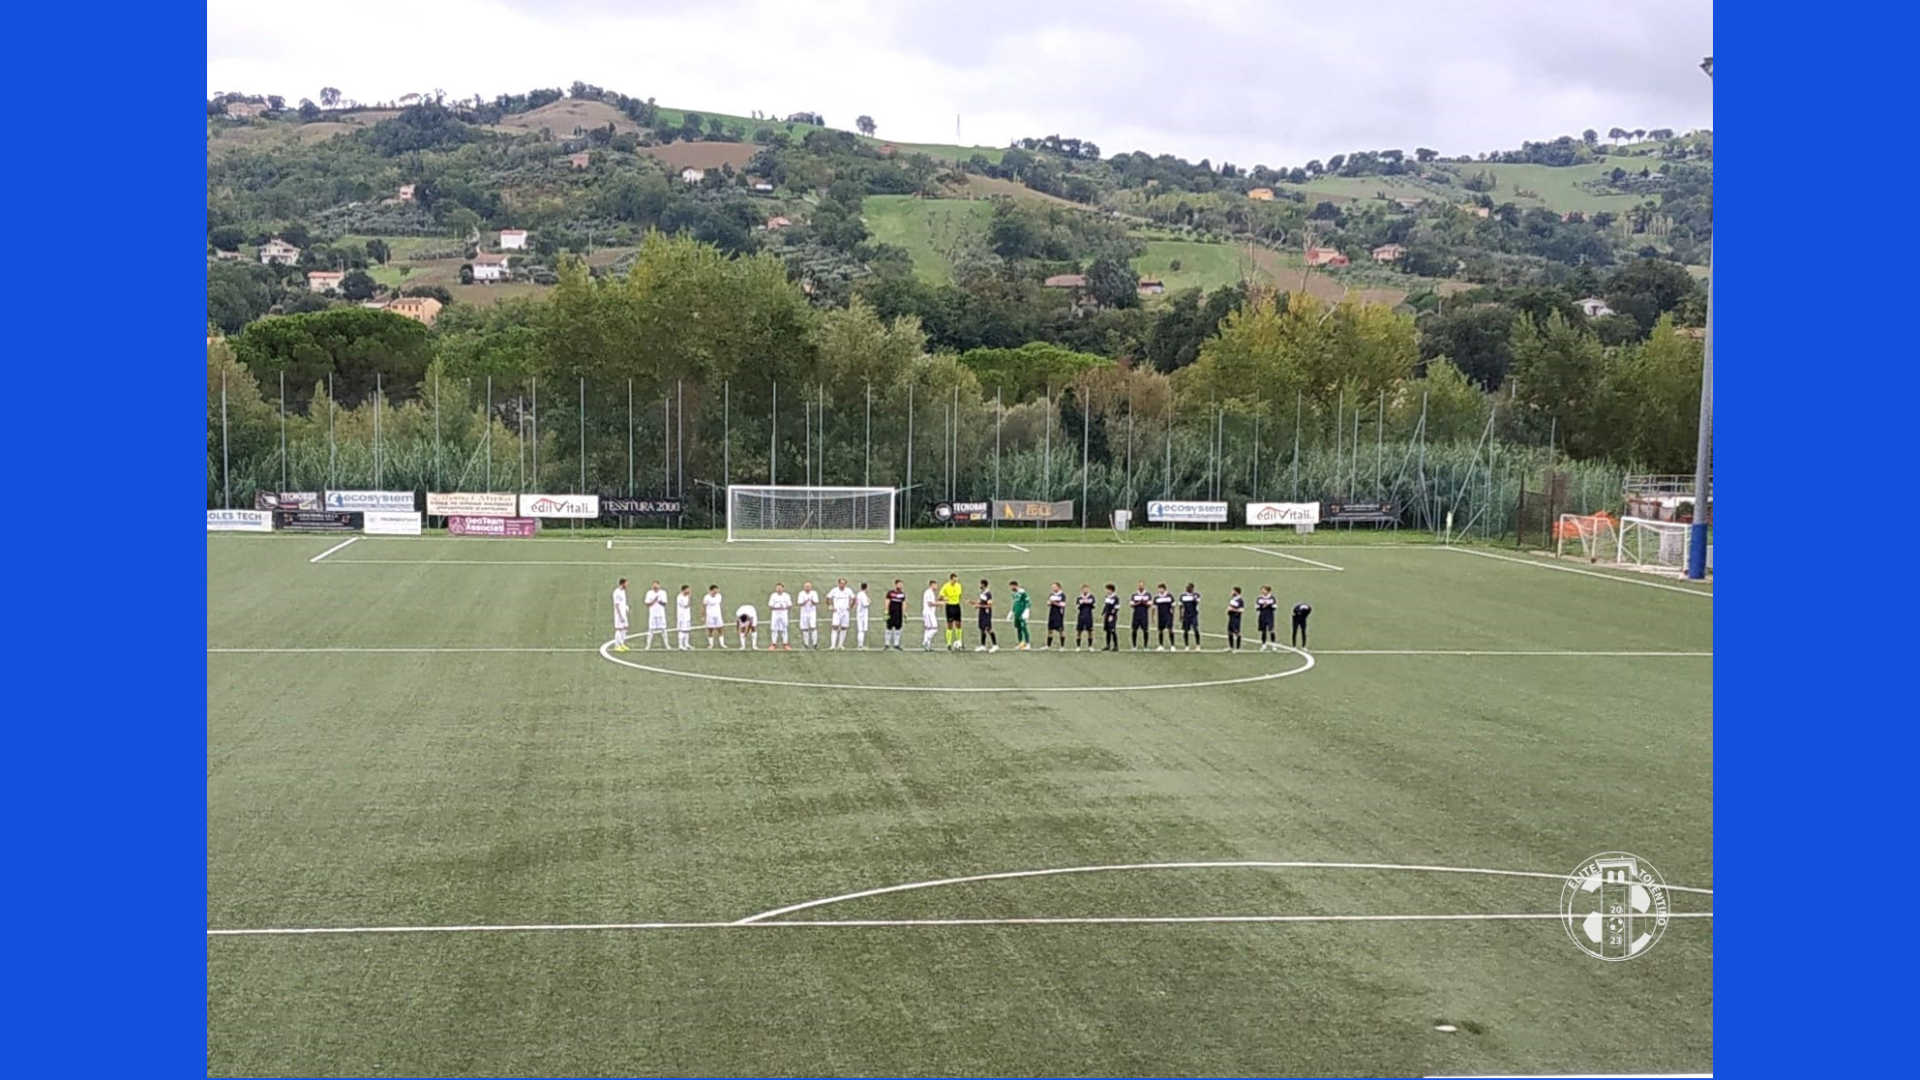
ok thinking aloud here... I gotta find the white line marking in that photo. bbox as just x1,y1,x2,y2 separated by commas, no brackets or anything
735,860,1713,923
1239,544,1344,571
326,559,1331,572
1008,543,1030,552
598,639,1316,693
307,536,361,563
209,646,591,654
207,911,1714,937
1316,649,1710,657
1444,546,1713,598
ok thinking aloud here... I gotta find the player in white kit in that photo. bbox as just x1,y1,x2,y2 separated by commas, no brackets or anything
675,584,694,650
611,578,631,651
703,585,727,648
826,578,854,650
921,579,940,650
855,582,872,649
766,583,793,650
796,581,821,649
642,580,669,649
735,603,759,650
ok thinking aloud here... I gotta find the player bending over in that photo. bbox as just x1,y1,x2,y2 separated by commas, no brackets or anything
736,603,759,650
1179,582,1202,651
676,584,694,650
1010,580,1031,651
1129,582,1152,649
940,574,966,650
643,580,669,650
796,581,821,649
921,579,941,650
1044,582,1067,649
766,583,793,650
611,578,631,651
703,585,727,648
885,580,908,650
1225,587,1245,651
1292,601,1312,648
856,583,872,649
974,579,999,652
826,578,854,650
1153,584,1176,651
1075,584,1096,650
1256,585,1277,650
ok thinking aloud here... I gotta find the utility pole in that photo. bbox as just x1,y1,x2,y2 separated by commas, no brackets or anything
1688,54,1714,580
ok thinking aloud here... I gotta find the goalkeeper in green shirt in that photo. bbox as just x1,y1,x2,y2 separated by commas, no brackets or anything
1009,579,1032,651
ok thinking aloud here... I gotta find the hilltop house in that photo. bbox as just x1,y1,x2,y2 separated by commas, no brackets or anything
396,184,415,202
1394,197,1423,211
306,270,345,293
470,251,511,283
567,151,590,169
1304,247,1350,268
499,229,528,250
224,100,267,118
1043,274,1088,289
384,296,443,327
1577,297,1614,318
765,216,792,230
680,167,706,184
1247,187,1275,201
1371,243,1406,262
750,181,775,193
258,238,301,265
1137,277,1166,296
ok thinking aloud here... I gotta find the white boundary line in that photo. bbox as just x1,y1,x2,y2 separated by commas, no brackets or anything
209,645,1711,657
326,558,1333,572
208,911,1715,937
734,860,1713,923
1444,546,1713,598
307,536,361,563
1008,543,1030,552
1239,544,1344,571
597,638,1316,693
1315,649,1710,657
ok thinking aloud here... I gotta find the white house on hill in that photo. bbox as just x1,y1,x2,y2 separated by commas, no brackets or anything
471,252,511,282
499,229,528,250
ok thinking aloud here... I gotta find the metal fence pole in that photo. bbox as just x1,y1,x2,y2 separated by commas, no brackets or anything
327,373,336,491
770,380,777,487
677,378,685,501
904,382,913,530
483,376,491,491
626,379,634,496
864,380,872,488
1292,390,1301,500
578,376,586,496
993,386,1001,538
531,377,539,492
1081,383,1090,535
220,365,231,509
1376,391,1384,497
374,372,384,489
433,369,442,491
279,370,287,494
722,378,729,495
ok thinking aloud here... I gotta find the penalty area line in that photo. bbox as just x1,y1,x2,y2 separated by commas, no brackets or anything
1239,545,1344,571
307,536,361,563
1008,543,1030,552
1444,545,1712,598
206,911,1715,937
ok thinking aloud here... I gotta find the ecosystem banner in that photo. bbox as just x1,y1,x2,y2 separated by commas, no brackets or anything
1147,500,1228,523
324,490,416,513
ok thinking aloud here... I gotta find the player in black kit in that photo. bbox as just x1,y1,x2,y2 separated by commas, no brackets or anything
1075,585,1097,650
1129,582,1152,649
1256,585,1278,650
1153,584,1176,650
1044,581,1067,649
1292,601,1312,647
884,579,907,650
1102,584,1121,651
1225,586,1245,651
1178,582,1201,651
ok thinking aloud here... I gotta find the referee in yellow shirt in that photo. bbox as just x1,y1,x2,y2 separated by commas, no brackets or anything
938,573,967,650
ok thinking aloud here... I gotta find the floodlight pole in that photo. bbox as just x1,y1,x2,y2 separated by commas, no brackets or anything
1687,58,1714,580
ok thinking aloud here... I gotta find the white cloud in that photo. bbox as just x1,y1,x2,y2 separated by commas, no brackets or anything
207,0,1711,167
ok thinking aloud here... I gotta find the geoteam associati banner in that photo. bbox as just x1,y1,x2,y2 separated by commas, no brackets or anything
208,509,273,532
1245,501,1320,526
519,493,600,518
1147,500,1228,523
427,492,518,517
448,515,539,537
324,489,415,513
364,511,423,536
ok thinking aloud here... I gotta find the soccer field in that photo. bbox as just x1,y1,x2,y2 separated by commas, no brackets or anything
207,530,1713,1077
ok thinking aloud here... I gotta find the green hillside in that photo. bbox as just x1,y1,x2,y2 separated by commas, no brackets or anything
863,196,996,285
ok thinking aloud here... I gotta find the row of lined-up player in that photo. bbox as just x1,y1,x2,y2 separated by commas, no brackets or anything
610,575,1312,654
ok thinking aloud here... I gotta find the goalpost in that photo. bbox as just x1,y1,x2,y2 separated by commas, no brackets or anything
726,485,897,543
1555,512,1619,563
1616,515,1691,575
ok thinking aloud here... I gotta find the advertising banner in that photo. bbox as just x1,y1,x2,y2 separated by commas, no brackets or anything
994,499,1074,522
364,511,423,536
1245,501,1321,526
426,491,518,517
253,491,320,511
208,509,273,532
1323,501,1398,524
274,510,363,533
324,489,416,513
519,493,600,518
448,515,539,537
601,496,684,516
1147,500,1228,523
933,501,988,523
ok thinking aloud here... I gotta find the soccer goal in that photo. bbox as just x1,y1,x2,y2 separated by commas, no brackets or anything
1555,512,1619,563
1616,515,1691,575
726,485,897,543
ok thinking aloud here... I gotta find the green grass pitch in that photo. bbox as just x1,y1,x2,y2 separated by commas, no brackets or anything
207,529,1712,1076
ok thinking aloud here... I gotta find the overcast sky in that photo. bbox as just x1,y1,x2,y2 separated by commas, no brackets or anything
207,0,1711,167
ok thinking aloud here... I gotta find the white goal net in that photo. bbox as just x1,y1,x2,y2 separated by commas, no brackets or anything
727,485,897,543
1616,515,1691,575
1555,513,1619,563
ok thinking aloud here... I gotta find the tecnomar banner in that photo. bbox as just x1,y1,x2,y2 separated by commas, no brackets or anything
253,491,320,511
